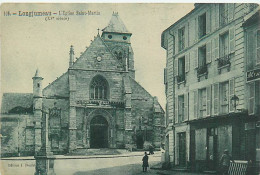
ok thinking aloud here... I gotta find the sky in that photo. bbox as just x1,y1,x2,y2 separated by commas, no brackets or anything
1,3,195,108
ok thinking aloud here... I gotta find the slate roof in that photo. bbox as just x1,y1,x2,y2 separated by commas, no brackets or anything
102,12,131,34
1,93,33,114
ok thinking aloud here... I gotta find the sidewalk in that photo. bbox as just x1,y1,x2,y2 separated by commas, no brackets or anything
1,151,161,160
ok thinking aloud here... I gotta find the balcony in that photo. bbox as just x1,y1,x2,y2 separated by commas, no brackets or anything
197,64,208,82
217,54,231,74
177,74,186,83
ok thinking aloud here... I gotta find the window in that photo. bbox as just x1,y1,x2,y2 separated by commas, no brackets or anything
123,36,127,40
177,57,185,83
220,32,229,57
249,3,258,11
108,35,112,39
218,32,231,68
25,129,34,146
199,13,206,38
114,51,123,61
248,82,255,115
51,135,59,149
198,45,207,75
178,95,184,122
199,88,207,117
90,75,109,100
220,81,229,114
257,30,260,64
173,35,176,55
178,27,185,51
219,4,228,26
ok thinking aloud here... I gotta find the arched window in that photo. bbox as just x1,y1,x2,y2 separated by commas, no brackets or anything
114,51,123,61
90,76,109,100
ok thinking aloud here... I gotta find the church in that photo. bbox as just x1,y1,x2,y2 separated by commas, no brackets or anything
1,12,165,155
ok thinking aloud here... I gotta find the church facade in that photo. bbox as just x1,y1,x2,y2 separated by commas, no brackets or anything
1,13,165,155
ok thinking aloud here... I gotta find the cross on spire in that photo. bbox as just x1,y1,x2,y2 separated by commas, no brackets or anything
97,28,100,35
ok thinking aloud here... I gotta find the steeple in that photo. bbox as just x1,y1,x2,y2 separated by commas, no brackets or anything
102,12,131,35
32,68,43,97
69,45,75,68
101,12,135,79
34,68,41,77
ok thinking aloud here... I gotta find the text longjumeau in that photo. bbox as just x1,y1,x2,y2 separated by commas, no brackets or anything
18,10,100,17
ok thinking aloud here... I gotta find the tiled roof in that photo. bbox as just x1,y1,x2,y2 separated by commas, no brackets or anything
1,93,33,114
102,13,131,34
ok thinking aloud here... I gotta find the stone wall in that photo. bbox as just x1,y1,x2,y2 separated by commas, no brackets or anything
1,114,34,157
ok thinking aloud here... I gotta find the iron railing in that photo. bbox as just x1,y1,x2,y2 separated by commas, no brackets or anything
197,64,208,75
217,54,231,68
177,74,186,83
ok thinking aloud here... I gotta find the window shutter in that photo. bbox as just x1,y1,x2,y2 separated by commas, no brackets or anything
175,97,179,123
189,19,195,46
206,86,211,117
215,4,219,30
185,52,190,73
247,30,256,68
174,59,178,77
184,93,188,121
256,30,260,64
215,36,219,60
229,78,235,112
194,90,198,119
211,4,216,31
213,83,219,115
174,31,178,54
212,38,216,61
248,82,255,115
206,10,211,34
206,41,212,64
228,3,234,22
195,17,198,42
185,24,189,48
229,27,235,53
164,68,167,85
194,48,198,69
172,35,176,56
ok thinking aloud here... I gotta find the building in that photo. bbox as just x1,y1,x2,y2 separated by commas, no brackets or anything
161,3,259,172
242,7,260,170
1,12,165,156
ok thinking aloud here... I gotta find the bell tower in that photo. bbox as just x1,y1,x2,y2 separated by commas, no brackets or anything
101,12,135,78
32,68,43,153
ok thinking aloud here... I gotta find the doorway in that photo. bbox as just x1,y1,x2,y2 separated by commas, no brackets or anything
207,128,218,171
136,131,144,149
178,132,186,167
90,115,108,148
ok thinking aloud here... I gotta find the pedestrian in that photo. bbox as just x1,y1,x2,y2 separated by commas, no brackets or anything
142,152,149,172
149,145,154,155
219,149,234,175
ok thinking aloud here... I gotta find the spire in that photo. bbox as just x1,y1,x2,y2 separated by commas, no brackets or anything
102,12,131,34
97,28,100,36
70,45,74,55
69,45,75,67
34,68,41,78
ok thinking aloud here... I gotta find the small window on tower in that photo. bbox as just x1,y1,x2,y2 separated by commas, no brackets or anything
123,36,127,40
37,83,40,88
108,35,112,39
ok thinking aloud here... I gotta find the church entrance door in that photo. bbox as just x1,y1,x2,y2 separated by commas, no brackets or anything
90,115,108,148
136,131,144,149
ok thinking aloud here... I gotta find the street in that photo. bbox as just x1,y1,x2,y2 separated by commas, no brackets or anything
0,152,208,175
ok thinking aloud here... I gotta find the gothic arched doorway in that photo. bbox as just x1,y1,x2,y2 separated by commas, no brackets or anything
136,131,144,149
90,115,108,148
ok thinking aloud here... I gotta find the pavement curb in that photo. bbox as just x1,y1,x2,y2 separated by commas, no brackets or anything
1,154,161,161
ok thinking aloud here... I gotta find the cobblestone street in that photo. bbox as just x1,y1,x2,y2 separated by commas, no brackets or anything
1,152,208,175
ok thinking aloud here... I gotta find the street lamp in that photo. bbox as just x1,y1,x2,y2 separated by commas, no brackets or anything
231,94,239,112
